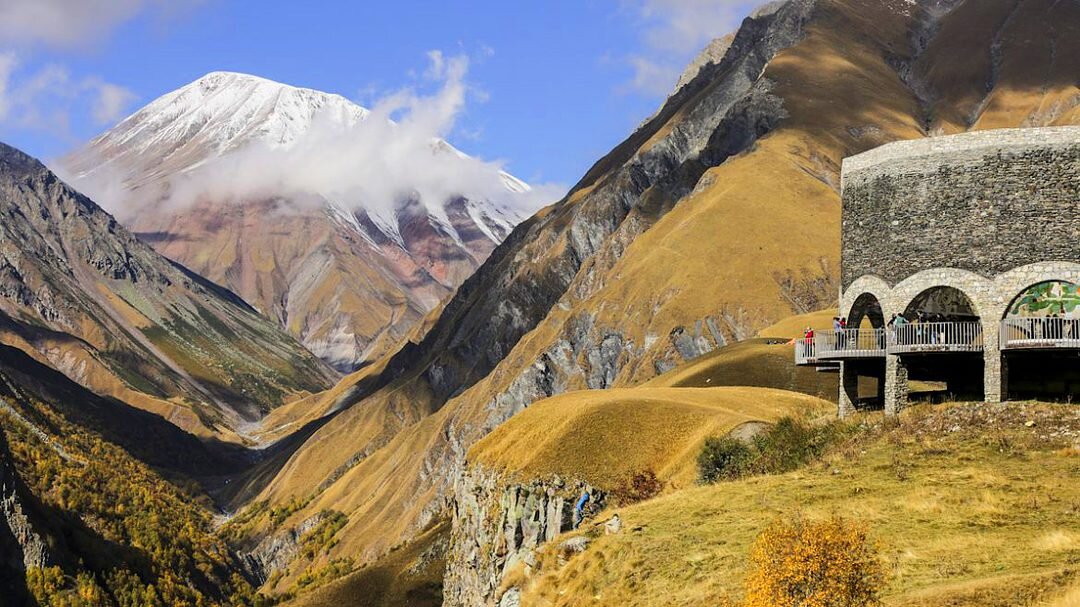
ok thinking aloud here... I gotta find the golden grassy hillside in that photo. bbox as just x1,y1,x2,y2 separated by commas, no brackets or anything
517,403,1080,607
470,387,830,489
643,339,837,400
284,521,448,607
240,0,1080,589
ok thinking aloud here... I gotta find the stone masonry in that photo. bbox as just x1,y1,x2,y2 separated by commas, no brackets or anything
834,127,1080,416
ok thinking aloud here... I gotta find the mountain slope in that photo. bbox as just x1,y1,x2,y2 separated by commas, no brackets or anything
63,72,543,371
0,142,336,435
0,342,262,606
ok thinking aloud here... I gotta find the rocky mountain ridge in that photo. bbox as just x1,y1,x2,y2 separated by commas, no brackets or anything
0,141,336,435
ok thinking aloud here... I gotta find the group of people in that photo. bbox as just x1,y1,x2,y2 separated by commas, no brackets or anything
800,311,966,353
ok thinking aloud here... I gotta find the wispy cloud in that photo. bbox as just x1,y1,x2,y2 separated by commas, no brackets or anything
0,0,200,141
0,0,202,50
621,0,767,95
0,53,137,139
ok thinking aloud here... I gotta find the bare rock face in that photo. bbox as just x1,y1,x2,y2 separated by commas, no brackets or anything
0,428,51,598
445,466,600,607
0,142,336,428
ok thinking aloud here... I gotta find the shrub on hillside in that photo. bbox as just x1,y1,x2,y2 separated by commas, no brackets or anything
744,516,884,607
698,437,755,483
698,417,850,483
751,417,846,475
610,469,664,506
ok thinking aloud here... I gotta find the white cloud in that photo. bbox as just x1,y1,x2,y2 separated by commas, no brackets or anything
88,80,137,124
622,0,767,95
0,0,201,50
0,54,136,136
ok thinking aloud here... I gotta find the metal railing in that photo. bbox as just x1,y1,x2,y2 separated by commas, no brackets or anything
794,322,988,365
1000,318,1080,350
889,321,983,354
795,329,886,364
794,339,819,365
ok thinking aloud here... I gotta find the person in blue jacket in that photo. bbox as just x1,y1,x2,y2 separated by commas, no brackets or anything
573,491,591,529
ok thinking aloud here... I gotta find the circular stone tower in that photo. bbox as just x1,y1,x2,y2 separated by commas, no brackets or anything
799,127,1080,416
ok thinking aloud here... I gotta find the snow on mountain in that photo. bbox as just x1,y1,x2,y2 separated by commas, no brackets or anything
63,71,540,248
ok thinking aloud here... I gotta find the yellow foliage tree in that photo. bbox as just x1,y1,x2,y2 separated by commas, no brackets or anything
744,516,885,607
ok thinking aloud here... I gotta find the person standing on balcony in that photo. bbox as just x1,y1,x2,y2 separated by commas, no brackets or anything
804,326,815,358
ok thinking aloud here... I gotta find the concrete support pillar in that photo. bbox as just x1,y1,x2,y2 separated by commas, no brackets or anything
983,327,1007,403
838,362,859,418
884,355,909,416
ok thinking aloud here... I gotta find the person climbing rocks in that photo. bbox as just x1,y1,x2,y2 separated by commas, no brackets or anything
573,491,591,529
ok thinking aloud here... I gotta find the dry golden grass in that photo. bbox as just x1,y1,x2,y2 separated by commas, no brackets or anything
470,386,830,489
516,403,1080,607
642,338,838,401
283,521,448,607
756,309,838,339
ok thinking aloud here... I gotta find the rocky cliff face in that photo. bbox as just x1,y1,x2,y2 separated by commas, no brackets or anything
245,0,1080,586
0,142,336,432
0,426,51,603
445,466,599,607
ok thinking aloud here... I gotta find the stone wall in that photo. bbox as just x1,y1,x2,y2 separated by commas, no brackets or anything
840,127,1080,289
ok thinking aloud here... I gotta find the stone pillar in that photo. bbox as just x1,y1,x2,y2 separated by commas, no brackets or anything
838,361,859,418
983,323,1007,403
884,355,908,416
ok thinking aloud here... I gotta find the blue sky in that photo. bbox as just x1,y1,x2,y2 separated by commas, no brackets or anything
0,0,762,188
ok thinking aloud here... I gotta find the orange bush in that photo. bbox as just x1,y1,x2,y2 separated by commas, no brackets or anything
744,516,885,607
609,469,664,506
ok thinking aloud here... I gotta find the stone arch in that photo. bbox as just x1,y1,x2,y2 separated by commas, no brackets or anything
902,286,980,321
889,268,989,321
992,261,1080,320
840,274,892,319
847,292,885,328
1003,280,1080,319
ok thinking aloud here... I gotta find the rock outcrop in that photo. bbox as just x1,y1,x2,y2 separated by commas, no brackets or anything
0,429,51,602
445,466,600,607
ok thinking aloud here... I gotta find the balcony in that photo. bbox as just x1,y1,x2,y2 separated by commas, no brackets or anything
795,323,989,365
795,329,886,365
889,321,983,355
1000,318,1080,350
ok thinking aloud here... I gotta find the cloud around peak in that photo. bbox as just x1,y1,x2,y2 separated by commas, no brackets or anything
68,51,565,232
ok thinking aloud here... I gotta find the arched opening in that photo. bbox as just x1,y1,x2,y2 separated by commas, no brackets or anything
1001,280,1080,401
901,286,980,322
895,286,983,402
848,293,884,329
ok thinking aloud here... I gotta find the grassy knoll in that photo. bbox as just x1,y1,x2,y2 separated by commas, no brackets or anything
470,387,831,489
516,402,1080,607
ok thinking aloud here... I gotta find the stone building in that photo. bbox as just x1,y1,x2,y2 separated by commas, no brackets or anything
797,127,1080,416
